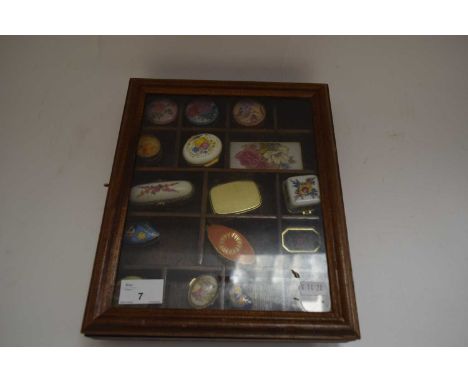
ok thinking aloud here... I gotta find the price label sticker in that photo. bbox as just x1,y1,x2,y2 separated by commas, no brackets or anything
299,281,327,297
119,279,164,305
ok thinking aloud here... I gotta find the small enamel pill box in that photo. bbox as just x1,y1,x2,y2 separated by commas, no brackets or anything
185,98,219,126
146,98,178,125
136,134,162,163
129,180,194,206
232,99,266,127
283,175,320,214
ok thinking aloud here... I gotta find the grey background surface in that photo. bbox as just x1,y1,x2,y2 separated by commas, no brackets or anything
0,36,467,346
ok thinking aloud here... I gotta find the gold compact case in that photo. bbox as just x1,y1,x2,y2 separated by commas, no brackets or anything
209,180,262,215
281,227,321,253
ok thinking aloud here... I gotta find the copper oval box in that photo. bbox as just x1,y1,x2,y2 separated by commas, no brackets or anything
82,79,359,342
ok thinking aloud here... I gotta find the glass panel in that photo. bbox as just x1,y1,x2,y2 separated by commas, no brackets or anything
113,95,330,312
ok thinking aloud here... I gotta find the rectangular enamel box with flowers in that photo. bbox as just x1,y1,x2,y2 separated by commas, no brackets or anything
230,142,303,170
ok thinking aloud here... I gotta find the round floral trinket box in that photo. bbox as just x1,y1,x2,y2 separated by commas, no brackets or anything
136,134,162,162
183,133,222,167
188,275,219,309
146,98,178,125
232,99,266,127
185,98,219,125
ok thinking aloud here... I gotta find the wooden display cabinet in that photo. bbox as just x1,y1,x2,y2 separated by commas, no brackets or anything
81,79,360,341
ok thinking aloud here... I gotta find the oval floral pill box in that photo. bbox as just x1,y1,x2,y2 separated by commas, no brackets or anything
130,180,194,206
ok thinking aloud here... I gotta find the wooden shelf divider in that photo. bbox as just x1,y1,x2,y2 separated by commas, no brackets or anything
275,173,283,254
197,171,209,265
142,126,312,134
273,102,278,132
135,166,313,174
205,213,277,219
174,109,183,167
127,211,201,218
220,266,226,310
281,214,321,220
121,264,224,272
224,100,231,169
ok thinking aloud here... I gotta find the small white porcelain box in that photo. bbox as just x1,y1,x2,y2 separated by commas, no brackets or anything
283,175,320,213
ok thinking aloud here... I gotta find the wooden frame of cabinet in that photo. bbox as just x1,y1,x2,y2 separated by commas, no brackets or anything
81,79,360,342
